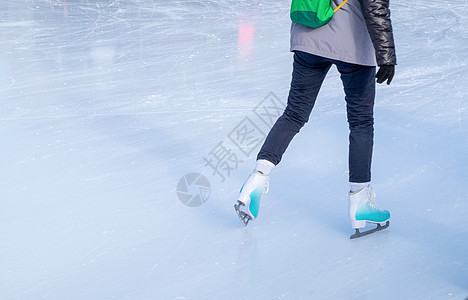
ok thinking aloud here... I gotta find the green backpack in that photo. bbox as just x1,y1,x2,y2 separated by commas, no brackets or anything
290,0,349,28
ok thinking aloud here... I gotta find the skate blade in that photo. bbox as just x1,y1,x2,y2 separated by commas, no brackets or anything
234,201,251,226
350,221,390,239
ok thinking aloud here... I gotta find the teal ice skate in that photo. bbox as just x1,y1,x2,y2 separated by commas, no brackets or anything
349,185,390,239
234,171,269,226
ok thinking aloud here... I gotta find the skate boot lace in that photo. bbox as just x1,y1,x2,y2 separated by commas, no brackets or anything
264,178,270,194
254,170,270,194
367,186,382,211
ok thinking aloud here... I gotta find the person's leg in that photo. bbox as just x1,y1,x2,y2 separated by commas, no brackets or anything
336,62,390,235
257,51,332,165
335,62,376,184
235,51,332,225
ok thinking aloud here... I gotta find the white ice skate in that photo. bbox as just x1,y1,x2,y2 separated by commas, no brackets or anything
349,185,390,239
234,171,269,226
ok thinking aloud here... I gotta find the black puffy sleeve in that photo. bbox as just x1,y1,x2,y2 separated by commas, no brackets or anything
359,0,397,66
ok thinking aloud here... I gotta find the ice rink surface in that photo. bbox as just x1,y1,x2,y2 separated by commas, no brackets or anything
1,0,467,299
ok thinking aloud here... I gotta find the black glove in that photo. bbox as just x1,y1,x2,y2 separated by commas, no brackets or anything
376,65,395,85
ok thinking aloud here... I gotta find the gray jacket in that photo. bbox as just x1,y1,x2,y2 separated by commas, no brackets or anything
290,0,396,66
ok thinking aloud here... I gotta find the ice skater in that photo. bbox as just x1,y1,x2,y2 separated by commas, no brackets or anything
234,0,396,238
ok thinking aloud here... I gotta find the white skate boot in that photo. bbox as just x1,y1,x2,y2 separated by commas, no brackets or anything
234,171,269,226
349,185,390,239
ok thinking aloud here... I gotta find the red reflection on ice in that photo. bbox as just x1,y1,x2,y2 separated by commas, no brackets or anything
238,20,255,61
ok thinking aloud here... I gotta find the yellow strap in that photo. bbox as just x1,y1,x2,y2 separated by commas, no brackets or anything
333,0,349,12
